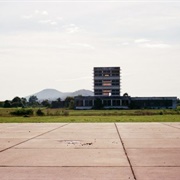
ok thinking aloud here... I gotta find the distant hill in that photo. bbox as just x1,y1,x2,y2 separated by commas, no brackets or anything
26,88,93,101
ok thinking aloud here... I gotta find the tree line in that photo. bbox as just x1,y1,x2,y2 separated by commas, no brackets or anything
0,96,75,109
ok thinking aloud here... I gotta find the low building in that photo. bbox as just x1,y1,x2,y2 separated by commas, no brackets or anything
75,95,130,110
74,96,177,110
74,67,178,110
130,97,177,109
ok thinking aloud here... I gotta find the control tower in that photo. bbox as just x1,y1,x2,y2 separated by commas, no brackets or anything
93,67,121,96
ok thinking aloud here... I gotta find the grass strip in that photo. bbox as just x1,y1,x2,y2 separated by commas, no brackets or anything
0,115,180,123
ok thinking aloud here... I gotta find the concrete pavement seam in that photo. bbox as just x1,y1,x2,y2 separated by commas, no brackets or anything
161,123,180,130
0,165,130,167
0,123,69,153
114,123,136,180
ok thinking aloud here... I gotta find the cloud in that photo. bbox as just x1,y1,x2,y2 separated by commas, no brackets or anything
70,43,95,50
35,10,40,14
121,42,130,46
22,10,49,20
50,21,58,26
57,17,63,21
134,39,151,44
56,76,91,82
134,38,171,48
63,24,80,34
42,11,48,16
38,20,51,24
143,43,171,48
22,10,59,26
38,20,58,26
22,15,33,19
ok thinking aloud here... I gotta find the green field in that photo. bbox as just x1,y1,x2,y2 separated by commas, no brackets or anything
0,115,180,123
0,107,180,123
0,108,180,116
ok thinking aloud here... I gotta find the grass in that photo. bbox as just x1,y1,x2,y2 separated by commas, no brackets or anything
0,115,180,123
0,107,180,123
0,107,180,116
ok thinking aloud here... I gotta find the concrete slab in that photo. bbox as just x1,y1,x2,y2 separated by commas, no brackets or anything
0,167,134,180
0,149,129,166
134,167,180,180
57,123,116,133
0,123,67,133
15,138,123,149
123,138,180,148
0,132,43,138
0,138,27,149
116,123,180,133
163,123,180,129
0,123,68,138
38,131,119,139
1,122,180,179
120,132,180,139
127,149,180,166
38,123,119,139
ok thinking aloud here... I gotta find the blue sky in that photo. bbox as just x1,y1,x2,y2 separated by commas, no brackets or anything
0,0,180,100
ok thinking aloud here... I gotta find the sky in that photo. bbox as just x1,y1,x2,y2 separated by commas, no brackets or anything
0,0,180,100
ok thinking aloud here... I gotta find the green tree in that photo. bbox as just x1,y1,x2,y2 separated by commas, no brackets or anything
68,99,74,109
21,98,28,107
93,98,104,110
11,96,23,107
64,97,74,108
0,101,4,107
4,100,12,108
28,95,38,106
123,93,129,97
41,99,50,107
51,98,63,108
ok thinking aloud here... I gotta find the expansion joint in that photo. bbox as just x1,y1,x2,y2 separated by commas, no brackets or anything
114,123,137,180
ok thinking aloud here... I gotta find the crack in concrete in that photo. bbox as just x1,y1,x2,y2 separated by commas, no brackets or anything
161,123,180,130
0,123,69,153
114,123,136,180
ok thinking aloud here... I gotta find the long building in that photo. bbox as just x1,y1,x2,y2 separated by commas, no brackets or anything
74,67,177,109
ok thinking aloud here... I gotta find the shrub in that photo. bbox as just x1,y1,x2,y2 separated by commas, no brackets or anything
36,109,44,116
62,110,69,116
10,109,34,116
159,111,164,115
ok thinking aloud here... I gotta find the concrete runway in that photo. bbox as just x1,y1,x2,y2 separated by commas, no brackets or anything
0,123,180,179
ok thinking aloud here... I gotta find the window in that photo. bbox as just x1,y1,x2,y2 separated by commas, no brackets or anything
103,89,111,96
85,100,93,106
103,80,111,86
103,100,111,106
95,89,102,95
76,100,83,107
112,89,120,95
103,70,110,77
94,80,102,86
112,100,120,106
112,80,119,86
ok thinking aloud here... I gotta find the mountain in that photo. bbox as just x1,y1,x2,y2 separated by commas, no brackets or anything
71,89,94,97
26,88,93,101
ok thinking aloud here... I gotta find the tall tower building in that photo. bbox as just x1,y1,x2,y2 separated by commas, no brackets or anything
94,67,121,96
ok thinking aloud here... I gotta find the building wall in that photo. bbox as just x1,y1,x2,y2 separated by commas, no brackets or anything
94,67,121,96
130,97,177,109
74,96,177,109
74,96,130,110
